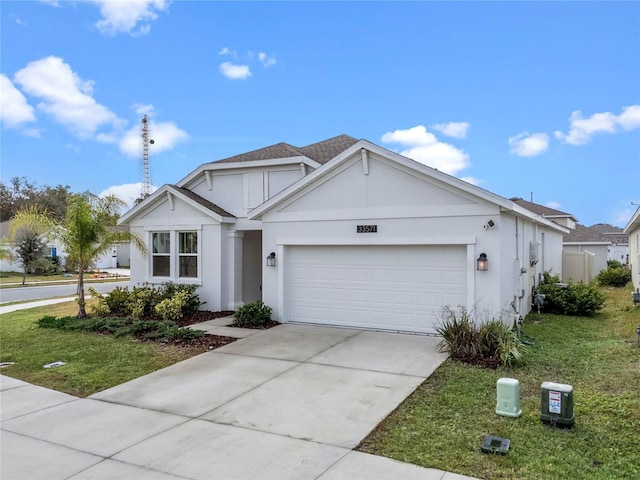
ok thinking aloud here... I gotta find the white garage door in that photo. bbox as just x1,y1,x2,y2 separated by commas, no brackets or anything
285,245,467,334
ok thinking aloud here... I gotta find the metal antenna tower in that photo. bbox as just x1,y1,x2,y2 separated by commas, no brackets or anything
141,115,154,198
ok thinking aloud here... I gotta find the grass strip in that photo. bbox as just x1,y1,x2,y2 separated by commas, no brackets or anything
358,287,640,480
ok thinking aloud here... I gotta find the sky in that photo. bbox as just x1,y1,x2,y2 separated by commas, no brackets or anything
1,0,639,227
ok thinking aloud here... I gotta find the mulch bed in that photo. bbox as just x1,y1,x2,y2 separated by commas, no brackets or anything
164,310,280,354
175,310,280,330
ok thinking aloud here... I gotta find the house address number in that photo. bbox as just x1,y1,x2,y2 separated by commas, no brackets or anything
357,225,377,233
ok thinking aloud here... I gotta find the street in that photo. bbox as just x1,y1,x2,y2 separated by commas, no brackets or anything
0,281,130,304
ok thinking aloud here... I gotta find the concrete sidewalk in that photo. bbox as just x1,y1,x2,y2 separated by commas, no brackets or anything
0,297,77,315
1,320,479,479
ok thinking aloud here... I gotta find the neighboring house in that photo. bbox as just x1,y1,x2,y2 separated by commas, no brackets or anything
624,207,640,291
587,223,628,264
563,224,610,275
509,198,578,230
94,226,132,270
119,135,567,334
0,220,65,272
510,198,628,282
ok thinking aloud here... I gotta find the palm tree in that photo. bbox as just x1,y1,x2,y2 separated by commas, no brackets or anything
10,193,146,318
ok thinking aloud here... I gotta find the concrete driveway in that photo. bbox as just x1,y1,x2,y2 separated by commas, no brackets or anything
1,324,477,480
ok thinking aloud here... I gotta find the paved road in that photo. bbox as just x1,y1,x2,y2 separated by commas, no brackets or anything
0,281,130,304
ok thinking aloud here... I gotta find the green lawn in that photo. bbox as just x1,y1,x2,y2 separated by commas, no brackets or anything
0,301,197,397
358,287,640,480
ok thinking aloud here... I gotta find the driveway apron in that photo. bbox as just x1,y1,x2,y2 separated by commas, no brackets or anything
1,324,477,480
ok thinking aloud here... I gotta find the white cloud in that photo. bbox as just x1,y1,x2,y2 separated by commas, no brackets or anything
133,103,155,116
0,74,36,128
554,104,640,145
545,201,562,210
100,182,158,210
431,121,470,139
11,15,27,26
381,125,437,146
119,119,188,157
258,52,277,68
617,104,640,130
218,46,236,57
508,132,550,157
14,56,122,138
381,125,470,175
23,128,41,138
92,0,170,36
220,62,251,80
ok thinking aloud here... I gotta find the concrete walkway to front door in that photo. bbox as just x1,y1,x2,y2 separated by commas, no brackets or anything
1,324,478,480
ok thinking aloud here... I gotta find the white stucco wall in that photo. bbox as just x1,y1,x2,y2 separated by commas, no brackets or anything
627,226,640,290
127,196,227,311
497,215,564,321
258,152,565,323
188,166,305,218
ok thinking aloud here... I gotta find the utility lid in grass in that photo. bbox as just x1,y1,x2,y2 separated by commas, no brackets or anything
481,435,510,455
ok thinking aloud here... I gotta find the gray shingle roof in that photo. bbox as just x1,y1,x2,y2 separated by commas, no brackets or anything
212,134,359,165
168,185,235,218
510,197,576,220
214,142,303,164
298,134,359,164
564,224,610,243
586,223,628,243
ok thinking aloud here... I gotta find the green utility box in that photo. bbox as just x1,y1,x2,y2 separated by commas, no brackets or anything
541,381,574,427
496,378,522,417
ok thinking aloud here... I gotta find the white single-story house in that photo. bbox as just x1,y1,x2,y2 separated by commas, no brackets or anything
624,207,640,291
119,135,568,334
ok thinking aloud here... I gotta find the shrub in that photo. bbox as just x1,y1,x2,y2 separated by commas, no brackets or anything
155,291,189,322
597,264,631,287
37,315,128,333
92,283,203,319
435,307,526,368
233,300,272,328
538,272,605,316
157,282,203,315
38,314,202,342
479,320,524,367
126,285,161,318
100,286,131,315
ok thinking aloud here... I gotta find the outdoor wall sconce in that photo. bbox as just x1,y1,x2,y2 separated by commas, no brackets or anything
266,252,276,267
477,253,488,271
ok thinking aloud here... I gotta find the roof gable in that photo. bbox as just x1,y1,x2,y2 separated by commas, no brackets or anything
249,140,569,234
118,185,235,225
276,152,475,215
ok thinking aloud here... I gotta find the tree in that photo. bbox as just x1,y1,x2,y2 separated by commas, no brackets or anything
12,226,48,285
0,177,72,222
10,194,147,318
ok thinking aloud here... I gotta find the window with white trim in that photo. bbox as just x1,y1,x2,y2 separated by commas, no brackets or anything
178,231,198,278
152,232,170,277
149,230,200,280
